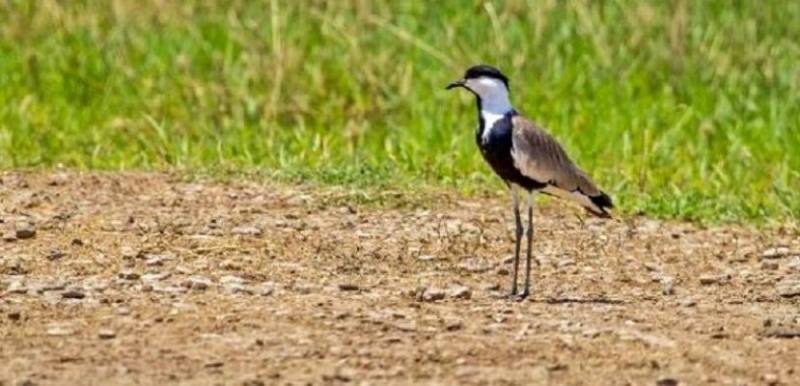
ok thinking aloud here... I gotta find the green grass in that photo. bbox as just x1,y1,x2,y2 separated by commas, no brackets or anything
1,0,799,224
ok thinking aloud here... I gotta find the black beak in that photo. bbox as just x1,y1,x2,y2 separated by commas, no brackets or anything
446,79,466,90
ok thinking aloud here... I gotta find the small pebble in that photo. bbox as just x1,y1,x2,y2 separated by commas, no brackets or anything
118,271,140,280
225,283,253,295
62,288,86,299
761,261,779,271
8,311,21,321
482,323,504,334
204,360,224,368
339,205,357,214
679,298,696,307
153,285,187,295
457,257,492,273
219,259,241,270
777,278,800,298
38,283,66,292
256,282,276,296
15,225,36,239
220,275,247,285
294,283,315,294
483,283,502,292
383,336,402,344
558,259,575,268
47,327,74,336
338,283,360,292
322,367,354,383
47,249,65,261
456,366,481,378
7,281,28,294
762,247,790,259
661,276,675,295
448,286,472,299
141,272,171,282
710,326,728,339
656,376,679,386
698,274,727,285
763,373,779,385
422,288,446,302
116,307,132,316
145,255,167,266
174,265,193,275
366,311,385,324
582,328,600,338
231,226,262,237
643,262,660,272
394,321,417,332
98,329,117,340
637,220,661,233
71,238,84,246
496,267,510,276
334,311,351,320
120,247,137,259
445,320,463,331
184,277,213,291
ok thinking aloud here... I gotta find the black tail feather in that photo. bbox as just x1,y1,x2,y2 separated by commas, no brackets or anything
587,191,614,218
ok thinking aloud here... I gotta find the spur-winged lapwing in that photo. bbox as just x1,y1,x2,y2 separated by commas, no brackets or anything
447,64,613,299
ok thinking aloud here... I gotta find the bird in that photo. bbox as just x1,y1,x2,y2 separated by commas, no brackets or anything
446,64,613,299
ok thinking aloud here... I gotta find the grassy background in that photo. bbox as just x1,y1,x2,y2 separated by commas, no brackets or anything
0,0,798,223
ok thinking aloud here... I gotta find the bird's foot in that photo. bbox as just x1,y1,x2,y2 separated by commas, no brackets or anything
508,286,518,299
507,288,529,301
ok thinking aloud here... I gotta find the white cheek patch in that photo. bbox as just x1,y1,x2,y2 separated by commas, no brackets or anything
468,76,513,116
466,77,506,96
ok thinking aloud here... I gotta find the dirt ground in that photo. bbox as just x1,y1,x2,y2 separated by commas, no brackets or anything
1,172,798,386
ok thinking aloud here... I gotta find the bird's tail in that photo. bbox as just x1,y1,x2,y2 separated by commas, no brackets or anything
585,191,613,218
541,186,614,218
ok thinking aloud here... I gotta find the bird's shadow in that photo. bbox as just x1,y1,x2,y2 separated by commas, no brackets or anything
538,297,626,305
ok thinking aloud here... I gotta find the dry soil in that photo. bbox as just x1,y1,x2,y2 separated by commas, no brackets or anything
1,172,799,386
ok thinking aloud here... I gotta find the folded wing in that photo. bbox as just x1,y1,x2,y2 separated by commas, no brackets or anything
510,116,613,217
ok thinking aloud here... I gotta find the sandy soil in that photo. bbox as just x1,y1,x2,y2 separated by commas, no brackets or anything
1,172,798,386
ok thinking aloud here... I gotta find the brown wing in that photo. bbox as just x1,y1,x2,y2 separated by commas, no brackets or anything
510,115,613,216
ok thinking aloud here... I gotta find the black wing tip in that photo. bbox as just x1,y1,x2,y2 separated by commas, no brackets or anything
587,192,614,218
591,191,614,209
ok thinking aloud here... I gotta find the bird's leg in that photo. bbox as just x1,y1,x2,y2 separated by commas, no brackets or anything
510,188,522,297
520,192,535,299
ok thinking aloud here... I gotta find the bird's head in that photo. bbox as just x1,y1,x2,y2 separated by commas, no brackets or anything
446,64,510,99
447,64,512,113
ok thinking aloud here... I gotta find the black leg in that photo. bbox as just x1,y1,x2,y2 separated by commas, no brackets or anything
510,188,522,297
520,192,535,299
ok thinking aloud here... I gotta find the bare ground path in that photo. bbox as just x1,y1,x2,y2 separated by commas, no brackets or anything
1,172,798,385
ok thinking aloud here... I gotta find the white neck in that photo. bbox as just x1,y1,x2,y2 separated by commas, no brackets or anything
479,93,513,116
478,94,514,142
463,76,515,141
465,76,513,115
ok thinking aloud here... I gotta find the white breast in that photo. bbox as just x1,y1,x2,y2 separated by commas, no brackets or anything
480,110,507,142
